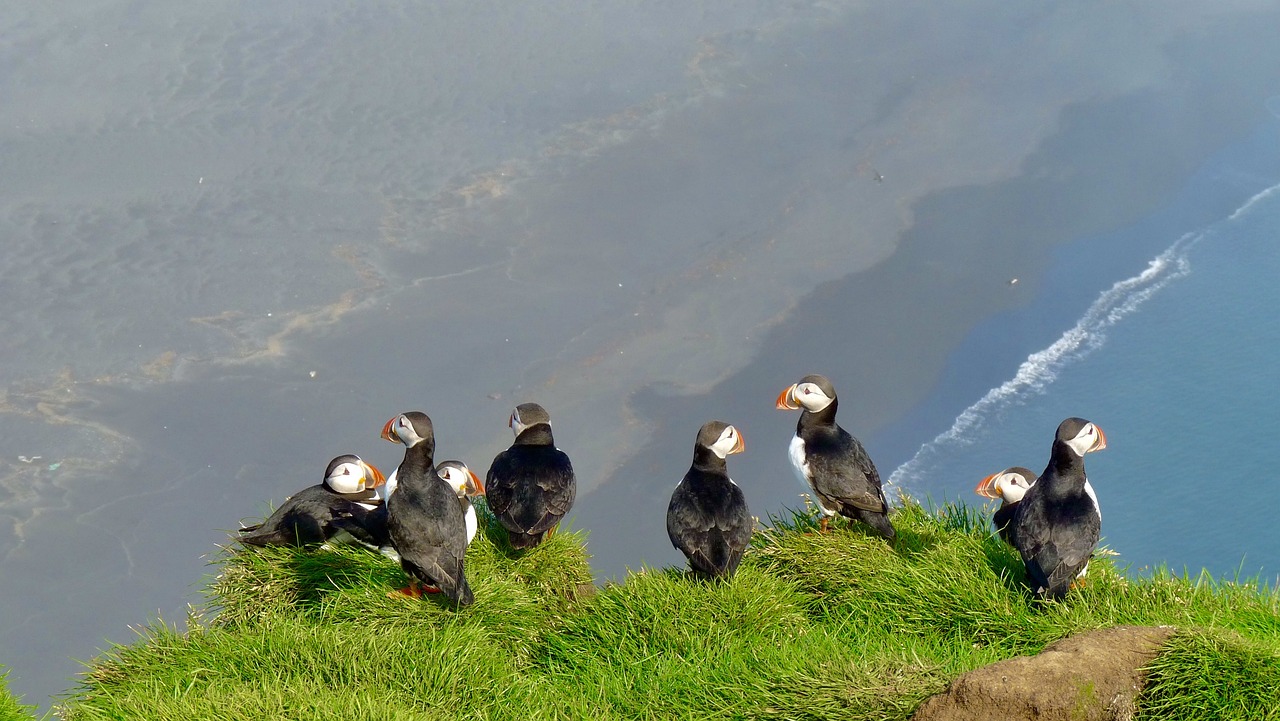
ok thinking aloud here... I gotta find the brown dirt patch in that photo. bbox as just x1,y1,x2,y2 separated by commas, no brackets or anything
912,625,1176,721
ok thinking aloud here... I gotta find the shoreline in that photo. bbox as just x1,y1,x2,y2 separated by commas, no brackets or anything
576,84,1280,580
7,1,1280,708
877,117,1280,502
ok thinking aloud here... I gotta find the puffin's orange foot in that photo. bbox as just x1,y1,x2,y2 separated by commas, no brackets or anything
545,525,559,540
388,582,441,599
1069,578,1088,591
819,517,831,533
390,585,423,599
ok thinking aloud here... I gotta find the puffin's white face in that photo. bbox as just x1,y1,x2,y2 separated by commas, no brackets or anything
509,409,527,437
992,472,1032,503
438,463,485,498
325,460,382,495
974,468,1033,502
1065,422,1107,457
783,382,834,413
389,414,426,447
708,424,746,459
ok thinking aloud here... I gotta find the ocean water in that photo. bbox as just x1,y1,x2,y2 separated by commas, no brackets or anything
888,115,1280,585
6,3,1280,710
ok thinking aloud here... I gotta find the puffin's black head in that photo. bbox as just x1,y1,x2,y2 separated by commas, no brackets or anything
974,466,1036,502
381,411,435,448
509,402,551,436
436,460,485,498
775,374,837,413
322,454,386,494
1055,417,1107,457
695,420,745,459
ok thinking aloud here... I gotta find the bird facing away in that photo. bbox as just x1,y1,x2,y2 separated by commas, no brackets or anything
974,466,1037,547
486,403,577,549
381,411,474,606
667,421,754,579
237,454,385,547
776,374,895,540
1012,417,1107,600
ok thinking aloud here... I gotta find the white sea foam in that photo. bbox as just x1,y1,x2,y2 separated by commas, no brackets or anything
1229,182,1280,221
887,238,1198,491
889,179,1280,494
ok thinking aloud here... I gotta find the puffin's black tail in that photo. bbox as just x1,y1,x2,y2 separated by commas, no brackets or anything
506,530,545,550
850,507,896,541
452,575,475,606
236,528,290,547
433,563,474,606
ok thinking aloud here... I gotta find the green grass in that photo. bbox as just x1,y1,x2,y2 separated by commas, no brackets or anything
54,499,1280,720
0,667,35,721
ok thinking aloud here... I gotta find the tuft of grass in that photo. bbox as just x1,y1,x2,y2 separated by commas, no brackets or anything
0,668,35,721
53,500,1280,720
1137,629,1280,720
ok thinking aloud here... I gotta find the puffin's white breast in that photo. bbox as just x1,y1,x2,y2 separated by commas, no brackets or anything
787,435,811,488
464,502,478,546
1084,479,1100,522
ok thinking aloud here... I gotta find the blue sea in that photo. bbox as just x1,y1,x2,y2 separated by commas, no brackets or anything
887,108,1280,587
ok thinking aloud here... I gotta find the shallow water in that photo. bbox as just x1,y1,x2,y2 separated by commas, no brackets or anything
4,0,1280,708
888,125,1280,583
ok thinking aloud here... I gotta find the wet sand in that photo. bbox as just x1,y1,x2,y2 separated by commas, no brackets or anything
571,11,1280,577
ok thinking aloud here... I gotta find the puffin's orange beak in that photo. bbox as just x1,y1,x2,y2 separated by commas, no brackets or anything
1091,425,1107,453
381,416,398,442
363,462,386,489
974,473,1002,499
776,385,800,410
731,430,745,455
466,468,485,497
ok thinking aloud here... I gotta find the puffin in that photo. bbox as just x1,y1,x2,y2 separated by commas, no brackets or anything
666,421,753,579
485,403,576,550
237,454,385,547
1011,417,1107,599
435,460,486,545
776,374,894,540
381,411,474,605
973,466,1037,547
332,459,485,561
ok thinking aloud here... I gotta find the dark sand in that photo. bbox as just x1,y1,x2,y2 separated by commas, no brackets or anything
4,0,1280,709
571,12,1280,576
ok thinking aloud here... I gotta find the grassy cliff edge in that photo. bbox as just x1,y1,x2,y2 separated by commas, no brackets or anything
45,501,1280,720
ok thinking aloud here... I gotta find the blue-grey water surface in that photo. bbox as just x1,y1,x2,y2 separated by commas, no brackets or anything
4,0,1280,709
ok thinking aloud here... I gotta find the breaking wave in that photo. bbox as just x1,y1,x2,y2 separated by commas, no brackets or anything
888,179,1280,492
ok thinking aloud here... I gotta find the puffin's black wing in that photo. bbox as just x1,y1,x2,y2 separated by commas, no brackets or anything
330,504,391,549
386,478,473,605
486,446,576,536
992,502,1020,547
666,475,753,578
1014,494,1100,598
237,485,359,547
807,428,886,514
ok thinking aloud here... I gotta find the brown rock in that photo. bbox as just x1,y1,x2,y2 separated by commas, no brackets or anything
912,625,1175,721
